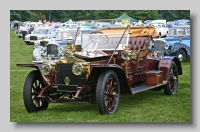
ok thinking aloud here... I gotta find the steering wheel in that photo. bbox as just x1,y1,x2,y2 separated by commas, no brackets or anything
89,31,109,45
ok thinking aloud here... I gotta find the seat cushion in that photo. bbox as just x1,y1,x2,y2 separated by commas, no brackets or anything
128,37,149,53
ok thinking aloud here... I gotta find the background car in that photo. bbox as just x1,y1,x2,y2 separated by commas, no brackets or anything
151,26,190,62
32,28,97,63
33,31,58,48
173,19,190,27
24,27,56,45
147,22,169,38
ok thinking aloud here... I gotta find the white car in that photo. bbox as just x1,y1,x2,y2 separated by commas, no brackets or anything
149,22,169,38
33,31,58,48
24,27,56,45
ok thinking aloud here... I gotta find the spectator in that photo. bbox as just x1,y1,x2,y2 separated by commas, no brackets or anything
29,25,34,34
136,20,143,26
21,24,29,40
166,22,173,28
14,23,19,30
43,20,47,26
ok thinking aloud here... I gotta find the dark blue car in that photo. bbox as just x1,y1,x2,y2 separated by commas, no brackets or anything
151,26,190,62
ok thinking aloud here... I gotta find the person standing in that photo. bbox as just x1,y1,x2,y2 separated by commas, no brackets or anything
21,24,28,40
166,22,173,28
136,20,143,26
28,25,34,34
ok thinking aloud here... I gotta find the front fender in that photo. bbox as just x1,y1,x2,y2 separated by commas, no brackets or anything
158,56,182,81
171,42,190,57
86,64,131,94
16,63,49,85
16,63,42,69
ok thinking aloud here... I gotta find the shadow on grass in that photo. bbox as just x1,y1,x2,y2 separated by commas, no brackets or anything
47,90,165,113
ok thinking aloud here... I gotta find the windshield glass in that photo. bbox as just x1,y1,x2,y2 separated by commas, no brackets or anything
75,33,128,51
49,32,57,39
168,27,190,37
65,24,77,29
174,20,190,26
55,30,77,40
32,29,49,34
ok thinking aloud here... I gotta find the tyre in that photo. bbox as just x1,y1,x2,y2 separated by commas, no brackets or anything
159,32,162,38
23,70,49,113
96,70,120,115
176,49,186,62
163,61,178,95
166,32,169,37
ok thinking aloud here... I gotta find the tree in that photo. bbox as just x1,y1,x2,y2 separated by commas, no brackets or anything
10,10,190,22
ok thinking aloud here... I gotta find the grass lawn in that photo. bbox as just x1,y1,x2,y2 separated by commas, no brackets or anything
10,29,190,122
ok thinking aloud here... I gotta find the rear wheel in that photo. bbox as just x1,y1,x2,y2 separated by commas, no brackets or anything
23,70,49,113
176,49,186,62
159,32,162,38
96,70,120,115
163,61,178,95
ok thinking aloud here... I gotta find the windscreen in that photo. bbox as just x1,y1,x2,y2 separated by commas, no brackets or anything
168,27,190,37
75,33,129,50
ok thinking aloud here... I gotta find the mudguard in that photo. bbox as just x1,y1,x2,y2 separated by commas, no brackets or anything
16,63,50,85
86,64,130,93
171,42,190,58
158,56,182,81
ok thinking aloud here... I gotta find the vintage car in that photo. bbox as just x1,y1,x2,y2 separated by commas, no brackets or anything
16,24,182,115
24,27,57,45
150,26,190,62
173,19,190,27
33,31,58,49
32,28,96,63
147,22,169,38
32,29,75,63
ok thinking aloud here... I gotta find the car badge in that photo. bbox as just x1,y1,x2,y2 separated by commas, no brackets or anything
64,77,70,85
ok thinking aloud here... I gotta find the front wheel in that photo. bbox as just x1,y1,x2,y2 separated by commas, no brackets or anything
96,70,120,115
163,61,178,95
23,70,49,113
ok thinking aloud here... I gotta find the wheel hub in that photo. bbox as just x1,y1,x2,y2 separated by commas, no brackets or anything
178,54,183,61
111,91,117,97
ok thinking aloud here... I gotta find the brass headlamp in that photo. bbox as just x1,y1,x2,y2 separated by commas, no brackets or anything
40,62,55,75
121,44,137,60
72,59,89,76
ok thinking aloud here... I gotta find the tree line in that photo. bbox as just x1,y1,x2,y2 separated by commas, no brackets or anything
10,10,190,22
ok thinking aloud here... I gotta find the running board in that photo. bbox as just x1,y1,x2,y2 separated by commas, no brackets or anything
131,83,166,94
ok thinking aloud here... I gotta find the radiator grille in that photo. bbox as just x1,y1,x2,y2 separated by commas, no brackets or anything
56,64,86,87
47,44,58,57
30,36,37,40
153,40,165,60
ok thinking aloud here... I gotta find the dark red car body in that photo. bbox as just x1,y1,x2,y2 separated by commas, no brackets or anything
17,25,182,115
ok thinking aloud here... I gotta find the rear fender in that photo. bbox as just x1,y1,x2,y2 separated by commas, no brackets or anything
158,56,182,81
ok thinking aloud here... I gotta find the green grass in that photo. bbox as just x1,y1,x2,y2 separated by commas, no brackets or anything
10,30,190,122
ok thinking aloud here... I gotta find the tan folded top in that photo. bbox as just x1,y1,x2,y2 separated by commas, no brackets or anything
98,26,159,38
